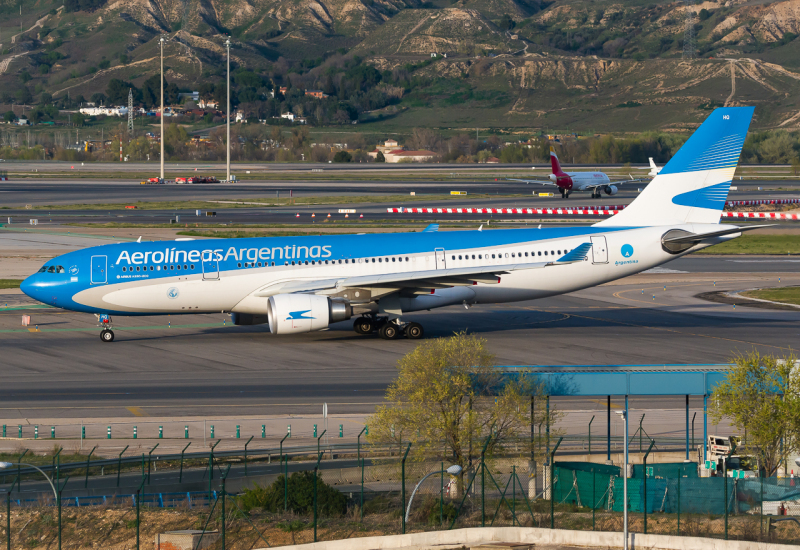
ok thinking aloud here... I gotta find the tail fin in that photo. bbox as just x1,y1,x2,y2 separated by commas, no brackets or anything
549,146,564,175
598,106,754,227
649,158,657,170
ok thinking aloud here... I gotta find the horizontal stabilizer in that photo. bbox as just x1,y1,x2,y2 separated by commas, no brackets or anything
662,224,772,244
422,224,439,233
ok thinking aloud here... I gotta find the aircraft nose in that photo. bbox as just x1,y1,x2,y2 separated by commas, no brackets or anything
20,275,42,301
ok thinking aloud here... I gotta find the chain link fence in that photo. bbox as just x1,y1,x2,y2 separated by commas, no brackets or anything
2,438,800,549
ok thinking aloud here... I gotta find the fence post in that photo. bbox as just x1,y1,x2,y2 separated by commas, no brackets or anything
148,443,159,484
760,474,764,539
724,465,728,540
512,464,516,526
6,489,11,550
313,451,323,542
550,437,563,529
592,468,597,531
136,479,145,550
209,440,220,502
440,462,444,526
117,445,129,488
84,446,97,489
677,472,681,535
358,426,367,521
642,440,655,534
179,442,191,483
244,435,254,476
221,465,230,550
588,416,594,455
56,475,68,550
401,442,412,534
279,433,289,511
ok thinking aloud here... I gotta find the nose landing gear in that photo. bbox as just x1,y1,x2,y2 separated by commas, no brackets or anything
96,313,115,343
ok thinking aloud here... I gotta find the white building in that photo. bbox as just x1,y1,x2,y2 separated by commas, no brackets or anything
79,106,128,116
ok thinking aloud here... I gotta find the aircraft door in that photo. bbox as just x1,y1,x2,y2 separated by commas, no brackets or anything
435,248,446,269
90,255,107,284
202,255,219,280
590,236,608,264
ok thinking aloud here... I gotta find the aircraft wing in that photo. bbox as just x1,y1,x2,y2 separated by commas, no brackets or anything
256,243,593,296
506,178,558,186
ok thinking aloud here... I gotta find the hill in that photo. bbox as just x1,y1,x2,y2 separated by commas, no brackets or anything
1,0,800,133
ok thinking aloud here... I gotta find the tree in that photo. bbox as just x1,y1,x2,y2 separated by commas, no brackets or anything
333,150,352,163
710,351,800,477
376,150,386,162
73,113,86,126
366,332,555,470
3,111,17,123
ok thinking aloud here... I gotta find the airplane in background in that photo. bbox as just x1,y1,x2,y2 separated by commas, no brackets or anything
640,158,663,178
21,107,763,343
509,146,645,199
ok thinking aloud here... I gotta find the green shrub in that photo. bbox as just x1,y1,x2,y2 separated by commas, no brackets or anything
238,471,347,516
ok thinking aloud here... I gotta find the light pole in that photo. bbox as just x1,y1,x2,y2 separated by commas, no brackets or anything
225,37,231,183
159,36,165,181
404,464,462,524
616,408,629,550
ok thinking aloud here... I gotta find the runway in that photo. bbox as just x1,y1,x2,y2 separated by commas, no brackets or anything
1,178,798,206
1,269,798,418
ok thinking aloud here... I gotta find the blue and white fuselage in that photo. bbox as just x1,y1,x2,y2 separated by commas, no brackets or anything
21,107,759,341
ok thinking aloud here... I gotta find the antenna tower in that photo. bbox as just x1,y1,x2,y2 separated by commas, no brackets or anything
682,0,696,60
127,88,134,135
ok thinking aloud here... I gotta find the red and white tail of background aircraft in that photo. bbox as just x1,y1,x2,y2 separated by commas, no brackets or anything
509,146,645,199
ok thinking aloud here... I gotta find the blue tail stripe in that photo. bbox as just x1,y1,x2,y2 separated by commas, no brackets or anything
660,107,754,175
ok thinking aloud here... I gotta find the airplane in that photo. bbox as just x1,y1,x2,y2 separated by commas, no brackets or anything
21,106,763,343
509,146,645,199
638,158,663,178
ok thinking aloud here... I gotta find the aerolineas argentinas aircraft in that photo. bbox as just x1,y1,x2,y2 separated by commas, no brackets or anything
23,107,762,343
509,146,645,199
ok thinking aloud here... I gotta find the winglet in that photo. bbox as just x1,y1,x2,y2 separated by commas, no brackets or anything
555,242,592,264
422,223,439,233
137,236,142,243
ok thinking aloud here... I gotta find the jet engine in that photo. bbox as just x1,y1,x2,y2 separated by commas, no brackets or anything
266,294,351,334
604,185,618,196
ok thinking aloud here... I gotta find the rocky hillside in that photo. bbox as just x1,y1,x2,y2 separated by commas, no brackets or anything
1,0,800,131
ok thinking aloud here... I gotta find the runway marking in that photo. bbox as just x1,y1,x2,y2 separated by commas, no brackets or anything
126,406,150,417
589,399,621,409
0,322,232,333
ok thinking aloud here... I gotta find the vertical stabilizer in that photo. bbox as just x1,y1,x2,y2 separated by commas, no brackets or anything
549,146,565,175
597,106,754,227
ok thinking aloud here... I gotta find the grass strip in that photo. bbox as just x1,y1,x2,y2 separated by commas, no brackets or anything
740,287,800,306
0,279,22,289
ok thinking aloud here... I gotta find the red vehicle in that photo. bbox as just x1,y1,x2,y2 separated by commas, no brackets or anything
147,177,164,184
174,177,187,184
186,176,199,183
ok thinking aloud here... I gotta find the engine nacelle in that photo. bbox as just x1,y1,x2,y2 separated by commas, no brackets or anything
267,294,351,334
604,185,618,196
231,313,270,326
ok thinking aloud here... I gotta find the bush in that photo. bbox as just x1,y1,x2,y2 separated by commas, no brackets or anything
333,151,352,163
238,471,347,516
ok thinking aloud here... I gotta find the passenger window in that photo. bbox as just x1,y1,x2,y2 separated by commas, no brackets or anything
538,252,542,256
544,251,548,256
558,250,561,255
122,267,127,272
378,258,382,262
136,267,140,272
478,255,482,259
525,252,529,257
511,253,515,258
305,261,309,265
151,266,155,271
551,251,554,256
392,258,396,262
505,253,509,258
272,262,275,266
452,255,455,260
405,257,409,261
492,254,495,259
238,263,242,268
291,261,296,265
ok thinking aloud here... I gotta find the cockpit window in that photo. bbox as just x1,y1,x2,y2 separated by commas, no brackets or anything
38,266,47,273
47,266,55,273
56,266,65,274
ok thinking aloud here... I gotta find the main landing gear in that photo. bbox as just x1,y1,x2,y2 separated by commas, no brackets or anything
559,188,571,199
353,315,425,340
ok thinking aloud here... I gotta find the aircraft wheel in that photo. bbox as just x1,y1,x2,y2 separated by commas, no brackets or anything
100,329,115,343
405,322,424,340
379,323,400,340
354,318,374,334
